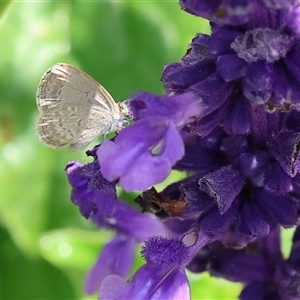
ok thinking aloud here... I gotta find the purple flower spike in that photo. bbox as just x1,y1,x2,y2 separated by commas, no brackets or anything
63,1,300,298
97,118,184,192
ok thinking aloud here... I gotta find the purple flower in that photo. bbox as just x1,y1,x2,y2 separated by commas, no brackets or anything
82,198,170,295
98,236,191,300
99,232,212,300
97,92,200,191
66,147,117,218
98,118,184,192
67,146,172,295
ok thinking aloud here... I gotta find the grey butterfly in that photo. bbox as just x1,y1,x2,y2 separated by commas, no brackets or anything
36,63,128,152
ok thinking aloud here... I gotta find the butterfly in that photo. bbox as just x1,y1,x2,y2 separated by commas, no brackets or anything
36,63,128,152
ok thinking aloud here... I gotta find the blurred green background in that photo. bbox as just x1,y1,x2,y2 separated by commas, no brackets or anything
0,1,245,299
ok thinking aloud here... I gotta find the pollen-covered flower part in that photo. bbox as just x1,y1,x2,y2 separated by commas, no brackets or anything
141,236,190,268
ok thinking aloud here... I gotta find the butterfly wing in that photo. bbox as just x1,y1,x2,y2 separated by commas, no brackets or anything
36,63,122,151
36,63,119,112
37,104,116,151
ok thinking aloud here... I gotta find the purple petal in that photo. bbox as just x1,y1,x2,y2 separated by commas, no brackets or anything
285,109,300,131
179,0,222,17
199,127,226,150
259,227,282,264
181,34,214,64
180,0,253,25
198,202,238,236
231,28,295,63
66,160,117,218
98,275,131,300
276,263,300,300
90,201,169,242
175,136,219,171
217,53,247,81
191,74,234,118
221,135,249,158
190,102,226,137
264,162,293,195
199,165,245,214
223,94,252,135
130,91,201,129
254,189,298,227
240,282,280,300
243,61,273,104
84,235,136,295
238,151,271,177
161,60,215,93
269,63,293,110
180,175,217,219
268,129,300,177
236,199,272,241
209,249,269,282
99,265,190,300
285,45,300,82
209,27,241,55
